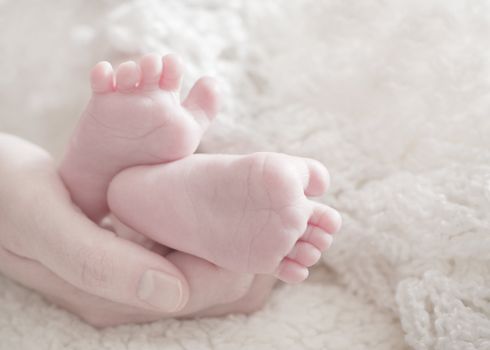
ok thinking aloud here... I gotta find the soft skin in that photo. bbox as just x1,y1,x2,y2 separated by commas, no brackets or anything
108,152,341,283
60,54,341,285
0,133,275,327
59,53,220,223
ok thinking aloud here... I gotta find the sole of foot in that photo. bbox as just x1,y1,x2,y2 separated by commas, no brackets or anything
108,152,341,284
59,53,221,221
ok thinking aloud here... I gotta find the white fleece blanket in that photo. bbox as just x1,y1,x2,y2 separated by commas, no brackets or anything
1,1,489,349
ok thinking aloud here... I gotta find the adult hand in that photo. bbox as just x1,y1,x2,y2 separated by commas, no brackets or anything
0,133,191,320
0,133,273,326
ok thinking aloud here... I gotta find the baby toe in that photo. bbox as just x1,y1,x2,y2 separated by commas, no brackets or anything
115,61,141,92
182,77,221,126
287,241,322,267
139,53,163,90
90,61,114,93
309,203,342,234
301,225,333,251
160,53,184,91
275,259,309,284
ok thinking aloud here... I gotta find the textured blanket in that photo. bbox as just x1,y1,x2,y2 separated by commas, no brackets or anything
1,1,489,349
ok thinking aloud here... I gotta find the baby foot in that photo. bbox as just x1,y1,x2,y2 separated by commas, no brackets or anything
59,54,220,221
107,153,341,283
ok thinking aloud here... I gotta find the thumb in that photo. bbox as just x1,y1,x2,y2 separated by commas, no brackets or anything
3,166,190,313
0,133,190,313
43,212,189,313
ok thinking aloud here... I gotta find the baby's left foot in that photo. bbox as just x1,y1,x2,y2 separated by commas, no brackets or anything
59,54,220,221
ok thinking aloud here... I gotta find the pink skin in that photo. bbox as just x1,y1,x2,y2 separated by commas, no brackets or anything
59,54,220,223
108,153,341,284
55,53,340,326
53,55,280,323
0,133,275,327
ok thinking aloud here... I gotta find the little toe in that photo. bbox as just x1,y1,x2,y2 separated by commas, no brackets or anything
182,76,221,128
275,259,309,284
90,61,114,93
309,203,342,234
139,53,163,90
115,61,141,92
287,241,322,267
301,225,333,251
160,53,184,91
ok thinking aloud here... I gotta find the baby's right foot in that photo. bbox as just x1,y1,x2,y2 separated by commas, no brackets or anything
59,54,220,221
108,153,341,283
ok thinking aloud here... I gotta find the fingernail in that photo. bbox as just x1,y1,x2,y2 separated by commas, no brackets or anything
138,270,183,312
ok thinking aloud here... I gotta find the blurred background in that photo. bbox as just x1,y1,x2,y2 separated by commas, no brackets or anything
1,1,490,349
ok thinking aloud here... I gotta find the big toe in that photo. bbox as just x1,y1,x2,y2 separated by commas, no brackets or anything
182,76,221,128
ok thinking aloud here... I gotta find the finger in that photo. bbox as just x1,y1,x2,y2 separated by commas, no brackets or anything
191,275,277,318
0,245,164,327
47,216,189,313
108,216,257,316
108,213,162,251
164,250,255,316
0,166,190,313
